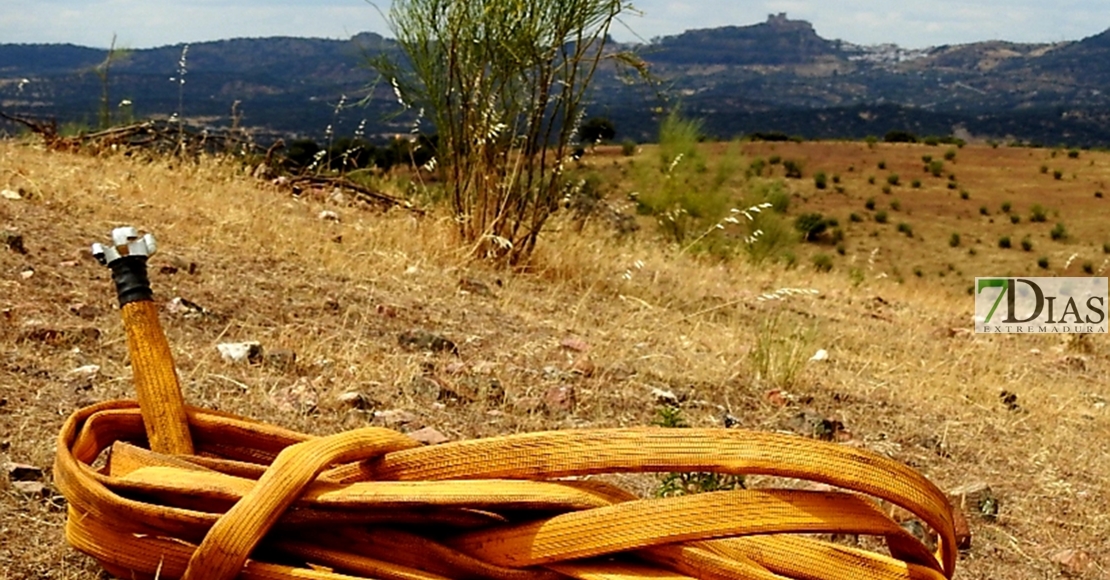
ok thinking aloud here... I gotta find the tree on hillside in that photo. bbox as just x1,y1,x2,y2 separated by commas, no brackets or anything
580,116,617,145
376,0,638,264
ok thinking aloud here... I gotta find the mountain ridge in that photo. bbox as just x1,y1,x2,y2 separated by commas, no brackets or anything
4,14,1110,146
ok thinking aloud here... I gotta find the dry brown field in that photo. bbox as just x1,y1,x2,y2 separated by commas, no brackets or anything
1,137,1108,579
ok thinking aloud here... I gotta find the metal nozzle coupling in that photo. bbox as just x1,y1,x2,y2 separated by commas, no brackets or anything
92,226,157,307
92,226,157,266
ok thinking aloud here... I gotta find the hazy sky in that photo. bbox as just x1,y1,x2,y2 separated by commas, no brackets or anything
2,0,1108,49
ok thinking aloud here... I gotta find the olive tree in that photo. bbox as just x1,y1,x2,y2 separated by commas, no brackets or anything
379,0,636,264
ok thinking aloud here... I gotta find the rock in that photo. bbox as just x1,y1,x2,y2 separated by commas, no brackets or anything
264,349,297,370
69,365,100,379
1049,549,1092,576
218,342,263,364
68,302,100,320
458,278,494,297
318,210,340,221
166,297,206,317
999,391,1021,412
560,336,591,352
722,413,740,428
373,409,418,427
337,391,374,410
764,389,789,407
269,379,317,414
809,349,830,362
948,482,998,520
1,188,21,200
408,427,450,445
898,520,937,552
571,356,596,378
544,385,576,413
951,506,972,550
376,304,398,318
652,388,679,406
2,230,27,254
20,268,34,279
399,330,458,355
3,462,43,481
11,481,47,497
787,410,845,442
409,376,442,400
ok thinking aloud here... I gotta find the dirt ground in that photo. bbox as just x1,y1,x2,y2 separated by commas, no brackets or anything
1,139,1108,579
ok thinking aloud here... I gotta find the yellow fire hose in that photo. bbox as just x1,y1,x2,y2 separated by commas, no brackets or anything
55,227,959,580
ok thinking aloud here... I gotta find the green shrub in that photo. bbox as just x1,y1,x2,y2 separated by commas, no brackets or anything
886,173,899,186
1040,164,1049,174
1051,223,1067,241
913,267,924,277
882,185,892,195
928,160,944,177
621,139,637,156
769,155,782,165
979,206,989,216
944,148,957,161
783,159,804,179
832,174,841,184
949,233,961,248
748,158,766,177
868,175,876,185
865,136,878,148
878,160,887,170
921,154,933,163
1083,261,1094,274
911,179,922,188
1068,149,1080,159
812,253,834,272
1097,191,1104,199
814,172,828,189
865,197,876,210
960,190,970,200
1030,205,1048,222
1053,169,1063,180
890,199,901,211
1104,242,1110,254
1001,201,1012,213
897,222,913,237
836,242,846,256
1021,237,1033,252
874,210,889,224
794,213,829,242
1038,256,1050,269
998,236,1011,249
849,212,864,223
1011,214,1021,224
947,182,957,190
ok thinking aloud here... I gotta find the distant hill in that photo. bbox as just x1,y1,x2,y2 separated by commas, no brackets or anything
4,14,1110,146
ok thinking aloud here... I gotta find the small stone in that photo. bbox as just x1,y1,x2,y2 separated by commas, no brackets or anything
12,481,46,497
543,385,576,413
398,330,458,355
337,391,373,410
571,356,596,378
809,349,830,362
765,389,789,407
376,304,398,318
458,278,494,297
722,413,740,428
1049,549,1092,576
373,409,418,427
1,188,21,200
651,388,679,405
4,462,43,481
560,336,590,352
20,269,34,280
318,210,340,221
68,302,100,319
217,342,263,364
948,482,998,520
166,297,206,317
69,365,100,379
444,362,467,375
951,506,972,550
265,349,297,370
408,427,450,445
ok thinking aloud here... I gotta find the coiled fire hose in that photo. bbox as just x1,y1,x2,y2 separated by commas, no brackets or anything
53,227,958,580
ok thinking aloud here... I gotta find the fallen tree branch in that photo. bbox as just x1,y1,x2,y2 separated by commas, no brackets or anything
288,175,425,215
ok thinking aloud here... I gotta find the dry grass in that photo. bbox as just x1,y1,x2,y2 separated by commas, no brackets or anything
1,138,1108,579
